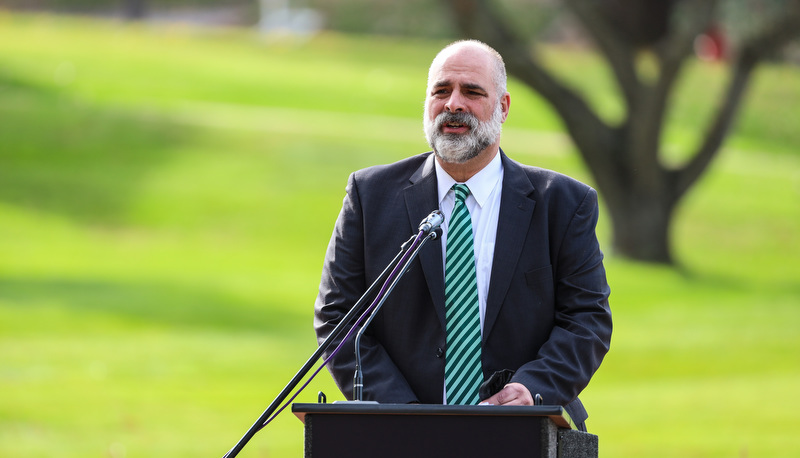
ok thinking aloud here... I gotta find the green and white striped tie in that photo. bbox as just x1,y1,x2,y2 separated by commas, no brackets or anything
444,184,483,405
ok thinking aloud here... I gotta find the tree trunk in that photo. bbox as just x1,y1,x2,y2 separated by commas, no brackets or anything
122,0,147,20
606,190,677,264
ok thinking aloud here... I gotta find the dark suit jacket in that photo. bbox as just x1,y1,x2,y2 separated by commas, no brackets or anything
314,150,612,426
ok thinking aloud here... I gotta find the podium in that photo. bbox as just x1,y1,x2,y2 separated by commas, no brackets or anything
293,403,598,458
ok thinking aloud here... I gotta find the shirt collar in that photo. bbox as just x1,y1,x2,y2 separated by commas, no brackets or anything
435,151,503,208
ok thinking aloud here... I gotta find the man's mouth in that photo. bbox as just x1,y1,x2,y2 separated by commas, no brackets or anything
436,112,476,134
442,120,470,133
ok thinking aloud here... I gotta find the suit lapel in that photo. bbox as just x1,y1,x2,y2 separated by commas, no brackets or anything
483,152,536,341
404,153,447,329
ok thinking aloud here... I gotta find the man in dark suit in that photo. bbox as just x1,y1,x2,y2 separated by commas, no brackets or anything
314,40,612,430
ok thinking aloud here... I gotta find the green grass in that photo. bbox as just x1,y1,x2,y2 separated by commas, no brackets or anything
1,12,799,457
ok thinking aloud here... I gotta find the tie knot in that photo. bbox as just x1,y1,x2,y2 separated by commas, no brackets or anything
452,184,471,204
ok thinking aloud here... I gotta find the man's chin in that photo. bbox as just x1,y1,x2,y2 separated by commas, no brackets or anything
434,148,479,164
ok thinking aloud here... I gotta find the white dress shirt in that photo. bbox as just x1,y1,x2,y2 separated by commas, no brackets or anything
434,151,504,335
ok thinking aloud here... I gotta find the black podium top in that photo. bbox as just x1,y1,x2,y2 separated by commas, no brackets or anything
293,402,574,429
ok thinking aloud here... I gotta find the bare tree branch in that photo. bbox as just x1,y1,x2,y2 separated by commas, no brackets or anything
675,57,756,196
738,0,800,60
677,0,800,196
562,0,640,107
443,0,615,164
625,0,717,186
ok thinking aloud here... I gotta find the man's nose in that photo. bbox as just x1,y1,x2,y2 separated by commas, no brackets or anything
445,92,466,112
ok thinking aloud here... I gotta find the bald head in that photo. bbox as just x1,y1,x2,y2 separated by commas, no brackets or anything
428,40,507,103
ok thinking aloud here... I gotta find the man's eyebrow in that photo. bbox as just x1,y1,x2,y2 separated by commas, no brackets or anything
461,82,488,93
431,80,488,93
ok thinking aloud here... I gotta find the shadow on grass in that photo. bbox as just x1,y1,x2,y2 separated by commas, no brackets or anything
0,70,197,225
0,276,307,335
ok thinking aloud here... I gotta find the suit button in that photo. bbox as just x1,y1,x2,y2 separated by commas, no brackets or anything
436,347,444,358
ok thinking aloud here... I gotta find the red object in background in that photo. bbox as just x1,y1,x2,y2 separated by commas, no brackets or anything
695,24,728,61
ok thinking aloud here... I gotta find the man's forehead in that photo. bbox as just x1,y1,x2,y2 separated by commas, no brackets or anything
436,41,489,61
432,45,490,70
428,47,494,87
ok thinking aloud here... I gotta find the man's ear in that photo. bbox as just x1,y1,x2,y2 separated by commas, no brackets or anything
500,92,511,123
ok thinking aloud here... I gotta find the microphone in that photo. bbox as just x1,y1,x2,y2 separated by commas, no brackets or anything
418,210,444,236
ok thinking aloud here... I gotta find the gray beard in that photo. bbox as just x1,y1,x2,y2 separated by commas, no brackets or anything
424,103,503,164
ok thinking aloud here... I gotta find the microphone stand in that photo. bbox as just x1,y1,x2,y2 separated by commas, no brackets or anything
222,227,434,457
353,228,441,401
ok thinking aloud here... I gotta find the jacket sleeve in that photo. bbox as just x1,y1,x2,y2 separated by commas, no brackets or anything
510,187,612,421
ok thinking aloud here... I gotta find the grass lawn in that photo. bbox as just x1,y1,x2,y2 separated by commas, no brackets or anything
0,12,798,457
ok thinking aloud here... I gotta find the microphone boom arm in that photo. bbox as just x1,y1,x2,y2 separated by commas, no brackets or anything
222,210,443,457
222,233,416,457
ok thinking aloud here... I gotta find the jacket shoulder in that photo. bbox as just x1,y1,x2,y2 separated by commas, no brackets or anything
352,152,432,184
504,155,594,198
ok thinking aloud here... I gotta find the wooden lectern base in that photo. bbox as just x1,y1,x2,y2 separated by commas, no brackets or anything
293,402,598,458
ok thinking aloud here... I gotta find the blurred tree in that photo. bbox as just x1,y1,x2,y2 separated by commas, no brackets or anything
122,0,147,19
306,0,457,38
444,0,800,263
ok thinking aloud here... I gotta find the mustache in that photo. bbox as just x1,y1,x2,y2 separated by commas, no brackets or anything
434,111,479,131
